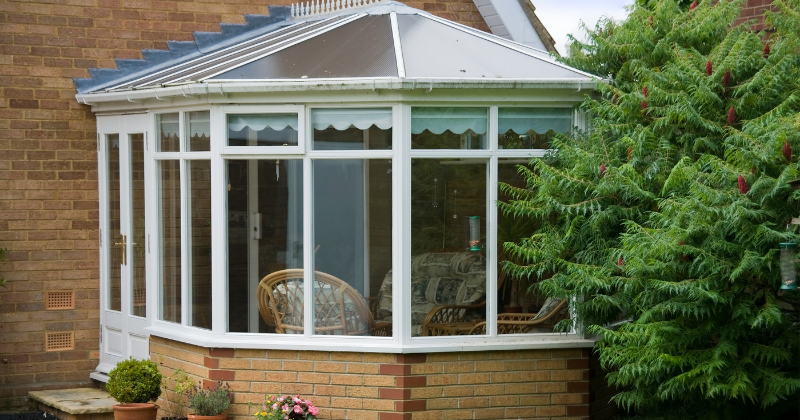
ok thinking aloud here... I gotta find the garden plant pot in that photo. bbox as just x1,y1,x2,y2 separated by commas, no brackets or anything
188,414,227,420
112,404,158,420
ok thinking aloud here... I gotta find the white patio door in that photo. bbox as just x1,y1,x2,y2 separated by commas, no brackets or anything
97,114,151,374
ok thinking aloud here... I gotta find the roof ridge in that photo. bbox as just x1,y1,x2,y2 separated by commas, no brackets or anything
73,6,292,94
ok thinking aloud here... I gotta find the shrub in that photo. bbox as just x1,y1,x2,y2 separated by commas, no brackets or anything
107,357,163,404
187,382,231,416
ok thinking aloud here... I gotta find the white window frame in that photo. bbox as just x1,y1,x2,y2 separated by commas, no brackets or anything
142,100,589,352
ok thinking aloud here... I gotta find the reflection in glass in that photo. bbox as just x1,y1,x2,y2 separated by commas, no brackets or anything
227,159,303,333
313,159,392,336
130,134,146,317
312,108,392,150
497,108,572,150
496,159,569,333
409,159,487,337
160,160,181,323
227,114,298,147
157,113,180,152
411,107,487,149
107,134,121,312
189,160,212,329
188,111,210,152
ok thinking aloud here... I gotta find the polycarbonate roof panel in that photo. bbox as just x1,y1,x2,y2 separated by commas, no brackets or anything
211,14,397,80
397,14,585,80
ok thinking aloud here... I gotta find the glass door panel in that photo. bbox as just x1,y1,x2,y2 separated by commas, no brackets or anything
130,134,146,318
107,134,122,312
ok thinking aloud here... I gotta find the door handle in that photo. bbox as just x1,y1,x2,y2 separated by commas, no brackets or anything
113,234,127,266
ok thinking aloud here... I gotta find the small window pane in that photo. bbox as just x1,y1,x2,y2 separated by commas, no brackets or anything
130,134,146,317
187,111,210,152
313,159,393,336
312,108,392,150
227,159,304,333
160,160,181,323
227,114,298,147
411,107,487,149
498,108,572,150
107,134,121,312
410,159,487,337
157,113,180,152
189,160,211,329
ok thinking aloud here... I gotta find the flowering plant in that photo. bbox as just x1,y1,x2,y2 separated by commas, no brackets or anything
253,395,318,420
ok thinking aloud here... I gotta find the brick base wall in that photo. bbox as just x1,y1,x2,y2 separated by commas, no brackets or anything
152,336,591,420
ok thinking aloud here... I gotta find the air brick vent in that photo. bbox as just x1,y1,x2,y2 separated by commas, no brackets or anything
46,291,75,310
46,332,75,351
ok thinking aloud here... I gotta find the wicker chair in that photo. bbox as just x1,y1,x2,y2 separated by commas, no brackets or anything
257,269,391,336
466,298,568,335
420,270,506,336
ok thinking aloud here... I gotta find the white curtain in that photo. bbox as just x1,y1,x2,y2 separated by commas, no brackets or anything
157,113,179,138
411,107,487,135
498,108,572,134
311,108,393,131
188,111,210,138
227,114,298,132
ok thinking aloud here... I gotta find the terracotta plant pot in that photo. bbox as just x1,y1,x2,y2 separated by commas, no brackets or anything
112,404,158,420
188,414,227,420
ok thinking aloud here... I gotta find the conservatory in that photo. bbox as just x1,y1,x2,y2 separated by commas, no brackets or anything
77,0,599,383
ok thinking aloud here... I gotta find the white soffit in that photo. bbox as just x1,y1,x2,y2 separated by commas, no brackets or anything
473,0,548,51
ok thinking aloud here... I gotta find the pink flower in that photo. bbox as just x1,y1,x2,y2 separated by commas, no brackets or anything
293,405,303,414
304,400,312,406
262,404,267,411
308,406,318,416
293,397,302,404
281,404,288,412
278,397,284,402
272,404,278,410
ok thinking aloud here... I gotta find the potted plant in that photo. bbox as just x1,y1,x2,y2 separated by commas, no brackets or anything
186,381,231,420
253,395,317,420
107,357,163,420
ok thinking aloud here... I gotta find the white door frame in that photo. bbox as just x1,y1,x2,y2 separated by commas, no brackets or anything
96,113,151,374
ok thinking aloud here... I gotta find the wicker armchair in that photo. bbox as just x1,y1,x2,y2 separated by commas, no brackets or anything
420,270,506,336
257,269,391,336
467,298,568,335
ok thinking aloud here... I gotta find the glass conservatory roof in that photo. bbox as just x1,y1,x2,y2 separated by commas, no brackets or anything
76,1,596,94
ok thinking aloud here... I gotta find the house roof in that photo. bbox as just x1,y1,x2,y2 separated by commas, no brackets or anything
473,0,558,54
75,1,596,96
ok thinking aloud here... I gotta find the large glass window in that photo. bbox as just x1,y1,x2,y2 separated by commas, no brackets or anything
189,160,212,329
107,134,121,312
410,159,487,337
227,159,304,333
411,107,487,149
498,108,572,149
312,159,392,336
227,114,298,147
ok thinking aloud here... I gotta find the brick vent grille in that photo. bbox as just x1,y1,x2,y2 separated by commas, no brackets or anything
46,291,75,310
46,332,75,351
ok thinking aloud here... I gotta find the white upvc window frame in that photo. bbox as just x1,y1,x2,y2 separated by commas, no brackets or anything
220,104,305,155
143,100,589,352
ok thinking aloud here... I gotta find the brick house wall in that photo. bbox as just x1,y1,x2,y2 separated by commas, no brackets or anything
734,0,776,30
152,336,591,420
0,0,488,407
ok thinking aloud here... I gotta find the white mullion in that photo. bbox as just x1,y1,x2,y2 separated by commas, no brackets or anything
144,117,158,327
489,106,498,151
303,155,313,338
396,103,410,346
210,106,227,336
180,158,190,326
487,155,498,338
247,159,259,332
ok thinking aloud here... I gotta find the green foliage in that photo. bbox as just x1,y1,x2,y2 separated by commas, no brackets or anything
502,0,800,418
107,358,163,404
163,368,194,416
187,381,231,416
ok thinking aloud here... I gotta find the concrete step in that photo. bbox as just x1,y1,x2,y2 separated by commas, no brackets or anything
28,388,116,420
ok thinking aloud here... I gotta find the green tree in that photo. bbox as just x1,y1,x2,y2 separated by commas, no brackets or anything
501,0,800,418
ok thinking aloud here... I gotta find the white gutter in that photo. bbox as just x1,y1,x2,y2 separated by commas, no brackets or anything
76,77,603,105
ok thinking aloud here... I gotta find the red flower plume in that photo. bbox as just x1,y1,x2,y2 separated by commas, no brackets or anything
705,60,712,76
627,146,633,160
617,257,624,266
727,106,736,125
600,164,607,178
783,142,792,161
641,100,648,110
763,42,770,58
643,86,648,97
738,175,749,194
722,70,731,87
613,94,618,104
690,1,698,10
649,16,653,26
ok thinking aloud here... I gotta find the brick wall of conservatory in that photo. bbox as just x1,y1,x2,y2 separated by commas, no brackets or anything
152,336,592,420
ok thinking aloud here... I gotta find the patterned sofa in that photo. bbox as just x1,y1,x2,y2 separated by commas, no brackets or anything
373,251,487,336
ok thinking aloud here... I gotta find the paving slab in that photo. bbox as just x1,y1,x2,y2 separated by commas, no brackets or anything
29,388,116,420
